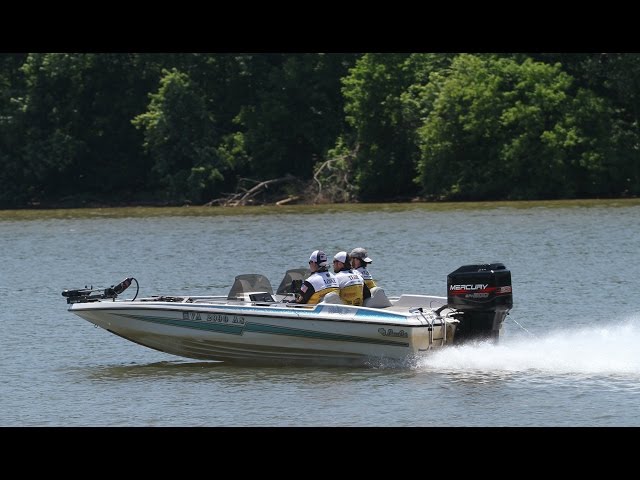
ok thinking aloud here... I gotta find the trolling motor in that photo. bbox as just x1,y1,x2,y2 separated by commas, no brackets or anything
62,277,136,304
446,263,513,344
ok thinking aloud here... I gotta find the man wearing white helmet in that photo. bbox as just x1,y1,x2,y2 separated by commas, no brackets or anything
332,251,370,306
296,250,339,304
349,247,377,289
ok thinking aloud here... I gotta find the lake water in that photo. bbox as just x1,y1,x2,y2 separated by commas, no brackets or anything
2,200,640,426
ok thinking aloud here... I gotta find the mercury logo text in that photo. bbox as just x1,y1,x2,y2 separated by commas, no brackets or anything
450,284,489,291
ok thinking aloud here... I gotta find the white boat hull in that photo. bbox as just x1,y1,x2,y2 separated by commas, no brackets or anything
71,300,455,365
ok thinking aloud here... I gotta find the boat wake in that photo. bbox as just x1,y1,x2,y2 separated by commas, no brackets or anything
417,315,640,377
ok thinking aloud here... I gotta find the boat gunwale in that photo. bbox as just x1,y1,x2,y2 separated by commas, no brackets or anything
69,300,452,328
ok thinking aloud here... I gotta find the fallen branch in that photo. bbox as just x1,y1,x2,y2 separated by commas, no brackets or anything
205,175,298,207
311,143,360,203
276,195,300,206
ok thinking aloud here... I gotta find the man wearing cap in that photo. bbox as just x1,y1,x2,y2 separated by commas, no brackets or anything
296,250,339,304
349,247,377,289
332,251,370,306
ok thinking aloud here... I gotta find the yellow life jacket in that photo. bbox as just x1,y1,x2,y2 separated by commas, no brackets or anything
307,287,339,305
338,284,364,306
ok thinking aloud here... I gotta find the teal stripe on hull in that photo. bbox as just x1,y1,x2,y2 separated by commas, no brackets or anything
114,312,409,348
244,322,408,347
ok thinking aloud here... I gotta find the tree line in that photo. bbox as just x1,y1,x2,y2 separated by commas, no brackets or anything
1,53,639,209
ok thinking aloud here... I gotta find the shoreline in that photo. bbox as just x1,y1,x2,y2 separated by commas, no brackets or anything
14,194,639,211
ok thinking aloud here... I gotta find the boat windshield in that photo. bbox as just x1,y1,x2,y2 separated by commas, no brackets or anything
276,268,310,295
227,274,274,299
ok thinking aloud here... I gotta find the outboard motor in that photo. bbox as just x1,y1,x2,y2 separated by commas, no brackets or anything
447,263,513,344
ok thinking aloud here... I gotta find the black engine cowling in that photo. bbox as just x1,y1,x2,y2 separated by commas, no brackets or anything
447,263,513,344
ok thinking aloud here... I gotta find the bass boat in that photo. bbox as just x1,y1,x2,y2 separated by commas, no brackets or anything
61,263,513,365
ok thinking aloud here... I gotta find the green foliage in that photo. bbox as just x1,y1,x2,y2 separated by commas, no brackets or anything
133,68,226,203
414,55,622,200
341,53,456,200
234,54,357,180
216,132,249,171
0,54,28,206
5,53,162,205
529,53,640,196
1,53,639,208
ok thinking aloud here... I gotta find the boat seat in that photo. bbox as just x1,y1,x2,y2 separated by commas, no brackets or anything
363,287,392,308
320,291,343,304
